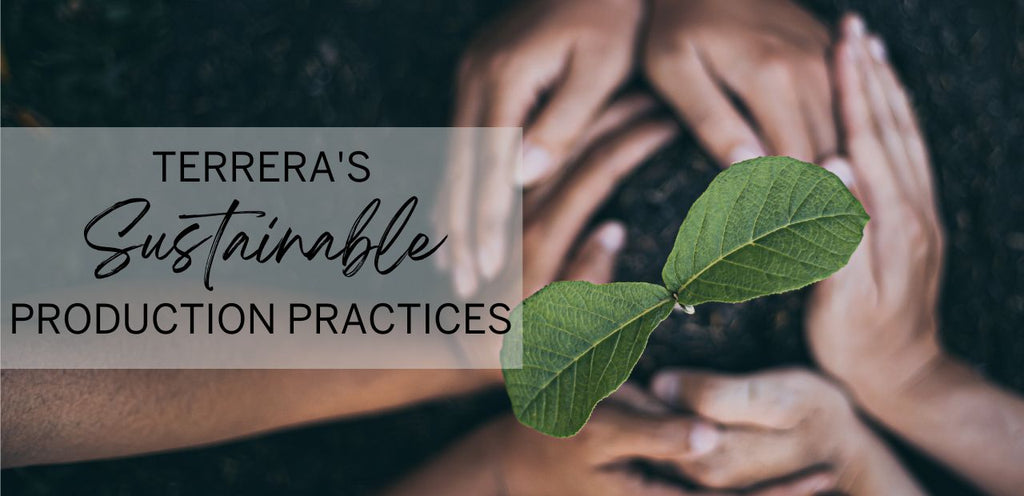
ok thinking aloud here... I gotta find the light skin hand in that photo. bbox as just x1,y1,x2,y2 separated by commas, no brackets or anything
385,386,836,496
807,15,1024,495
651,368,925,495
439,0,644,296
643,0,835,166
806,14,945,395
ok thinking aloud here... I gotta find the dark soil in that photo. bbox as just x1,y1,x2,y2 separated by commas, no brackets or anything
2,0,1023,494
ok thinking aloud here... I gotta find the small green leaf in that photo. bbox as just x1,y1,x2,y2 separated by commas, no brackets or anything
501,281,674,437
663,156,868,306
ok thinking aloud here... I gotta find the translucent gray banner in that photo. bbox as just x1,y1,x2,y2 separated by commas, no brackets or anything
1,128,523,368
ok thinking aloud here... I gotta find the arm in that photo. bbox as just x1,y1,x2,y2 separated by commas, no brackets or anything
2,98,676,469
386,392,836,496
806,15,1024,495
1,368,501,468
851,353,1024,496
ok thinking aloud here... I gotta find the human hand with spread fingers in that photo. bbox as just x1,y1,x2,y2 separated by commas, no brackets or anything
806,15,1024,496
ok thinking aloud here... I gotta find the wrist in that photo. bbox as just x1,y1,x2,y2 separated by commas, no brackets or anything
821,327,944,408
842,339,948,421
842,431,925,495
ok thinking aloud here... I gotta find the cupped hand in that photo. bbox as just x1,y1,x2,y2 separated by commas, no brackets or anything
643,0,834,166
806,15,945,396
651,368,924,495
489,386,837,496
442,0,645,296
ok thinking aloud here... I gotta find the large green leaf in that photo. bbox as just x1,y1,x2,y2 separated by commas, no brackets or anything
663,156,868,306
501,281,674,437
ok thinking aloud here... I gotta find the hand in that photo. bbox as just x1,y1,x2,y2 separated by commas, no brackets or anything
651,368,924,495
493,393,838,496
643,0,834,165
387,386,838,496
805,15,945,397
455,96,678,368
441,0,644,296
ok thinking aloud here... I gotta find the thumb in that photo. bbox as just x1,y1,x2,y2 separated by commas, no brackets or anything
561,222,627,284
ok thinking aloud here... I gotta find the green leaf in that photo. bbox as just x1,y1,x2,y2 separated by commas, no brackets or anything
663,156,868,306
501,281,674,437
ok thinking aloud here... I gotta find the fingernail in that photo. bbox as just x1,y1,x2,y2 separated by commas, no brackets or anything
823,158,856,188
519,143,553,185
848,15,865,38
688,423,719,456
869,36,887,62
651,373,678,403
453,263,477,298
728,144,763,165
477,233,505,280
598,223,626,251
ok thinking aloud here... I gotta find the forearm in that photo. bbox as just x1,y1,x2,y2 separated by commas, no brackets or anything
382,420,503,496
846,352,1024,496
843,425,925,496
1,368,502,468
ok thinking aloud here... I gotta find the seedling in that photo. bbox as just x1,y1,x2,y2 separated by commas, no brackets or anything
501,156,868,437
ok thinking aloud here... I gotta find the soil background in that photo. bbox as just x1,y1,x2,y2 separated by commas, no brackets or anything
2,0,1023,494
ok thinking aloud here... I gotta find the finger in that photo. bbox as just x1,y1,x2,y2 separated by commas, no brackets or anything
562,222,627,283
834,21,899,215
531,118,678,272
647,40,765,166
676,427,834,490
853,30,916,197
718,53,816,161
869,37,937,210
801,59,838,160
571,93,661,160
525,93,660,214
608,381,675,415
447,71,485,295
747,472,837,496
651,369,824,429
522,49,629,185
587,407,717,462
473,67,547,278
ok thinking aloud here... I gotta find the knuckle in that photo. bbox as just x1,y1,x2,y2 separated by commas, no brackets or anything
754,52,796,86
902,214,932,254
692,385,721,414
643,34,694,77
